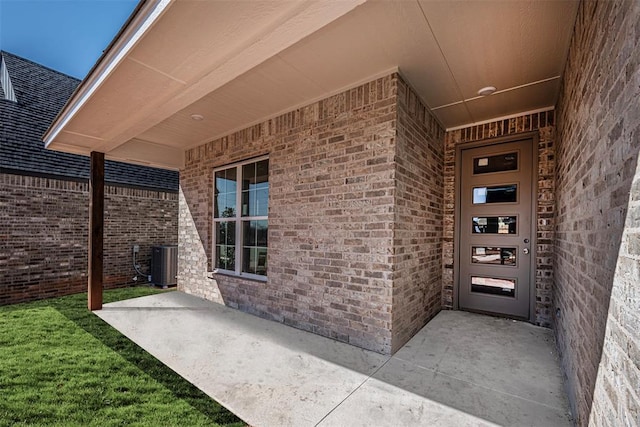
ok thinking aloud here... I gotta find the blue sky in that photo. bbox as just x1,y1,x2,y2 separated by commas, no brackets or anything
0,0,138,79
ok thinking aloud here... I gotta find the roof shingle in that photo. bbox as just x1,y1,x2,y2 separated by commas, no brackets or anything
0,51,178,191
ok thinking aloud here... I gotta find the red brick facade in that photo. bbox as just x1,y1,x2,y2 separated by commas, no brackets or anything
0,173,178,304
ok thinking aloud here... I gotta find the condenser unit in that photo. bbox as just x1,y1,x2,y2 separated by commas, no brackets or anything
151,245,178,287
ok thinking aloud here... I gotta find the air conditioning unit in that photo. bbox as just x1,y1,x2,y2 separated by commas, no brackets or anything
151,245,178,287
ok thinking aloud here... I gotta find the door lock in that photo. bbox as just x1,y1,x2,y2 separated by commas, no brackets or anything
523,248,530,254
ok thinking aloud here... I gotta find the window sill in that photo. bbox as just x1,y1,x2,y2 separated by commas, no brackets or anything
207,270,267,283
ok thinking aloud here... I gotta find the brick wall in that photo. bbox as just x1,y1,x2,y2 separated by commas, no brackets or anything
104,185,179,287
443,111,556,326
554,1,640,425
391,78,444,352
179,73,445,354
0,173,178,304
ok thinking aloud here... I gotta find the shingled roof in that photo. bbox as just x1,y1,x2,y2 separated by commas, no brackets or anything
0,51,178,191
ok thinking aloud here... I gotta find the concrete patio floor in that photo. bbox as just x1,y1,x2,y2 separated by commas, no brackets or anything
95,291,571,426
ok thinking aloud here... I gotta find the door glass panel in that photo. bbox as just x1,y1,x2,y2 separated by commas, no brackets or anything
471,276,515,297
473,184,517,204
472,216,517,234
474,152,518,174
472,247,516,266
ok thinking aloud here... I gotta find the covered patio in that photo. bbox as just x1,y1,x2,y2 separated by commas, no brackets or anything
96,291,570,426
43,0,640,424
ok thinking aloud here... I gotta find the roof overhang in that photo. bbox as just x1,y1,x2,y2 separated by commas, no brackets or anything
44,0,579,170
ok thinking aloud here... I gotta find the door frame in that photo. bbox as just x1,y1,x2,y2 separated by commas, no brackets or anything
453,131,539,323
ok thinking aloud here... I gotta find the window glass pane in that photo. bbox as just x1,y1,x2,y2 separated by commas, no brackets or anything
242,162,256,191
473,152,518,174
242,160,269,217
242,247,268,276
471,276,515,297
242,219,268,247
243,220,256,246
215,221,235,270
472,216,517,234
216,245,235,271
214,168,236,218
473,184,517,204
241,188,269,216
216,193,236,218
472,247,516,266
241,191,248,216
215,168,236,193
216,221,236,245
256,248,267,276
256,160,269,189
242,220,267,276
256,221,268,246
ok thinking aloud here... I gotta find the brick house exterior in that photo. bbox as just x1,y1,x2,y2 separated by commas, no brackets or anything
180,75,444,354
178,2,640,422
0,51,179,304
41,0,640,425
179,74,560,353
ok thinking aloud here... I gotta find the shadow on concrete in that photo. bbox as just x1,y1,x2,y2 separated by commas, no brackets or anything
97,291,571,426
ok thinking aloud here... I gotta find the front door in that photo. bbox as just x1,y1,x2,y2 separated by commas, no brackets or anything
458,138,533,319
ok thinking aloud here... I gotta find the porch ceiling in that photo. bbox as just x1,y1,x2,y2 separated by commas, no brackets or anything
44,0,579,170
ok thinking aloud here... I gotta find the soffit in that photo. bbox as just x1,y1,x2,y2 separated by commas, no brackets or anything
45,0,579,170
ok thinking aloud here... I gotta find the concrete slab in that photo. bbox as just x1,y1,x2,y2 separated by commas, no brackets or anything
96,291,387,427
317,372,499,427
392,311,568,410
96,291,571,426
324,353,568,426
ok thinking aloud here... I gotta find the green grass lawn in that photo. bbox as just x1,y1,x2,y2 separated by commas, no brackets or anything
0,287,245,427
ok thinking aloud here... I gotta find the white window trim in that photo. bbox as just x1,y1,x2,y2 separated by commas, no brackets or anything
212,155,269,281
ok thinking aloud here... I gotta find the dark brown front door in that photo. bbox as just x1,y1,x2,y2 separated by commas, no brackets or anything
458,138,534,319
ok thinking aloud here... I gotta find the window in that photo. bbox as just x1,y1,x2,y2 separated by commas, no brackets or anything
473,152,518,174
472,184,518,204
471,247,517,266
472,216,517,234
213,157,269,279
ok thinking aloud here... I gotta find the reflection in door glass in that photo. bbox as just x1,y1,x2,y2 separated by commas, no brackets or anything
472,216,517,234
472,247,516,266
473,184,517,204
471,276,516,297
473,152,518,174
